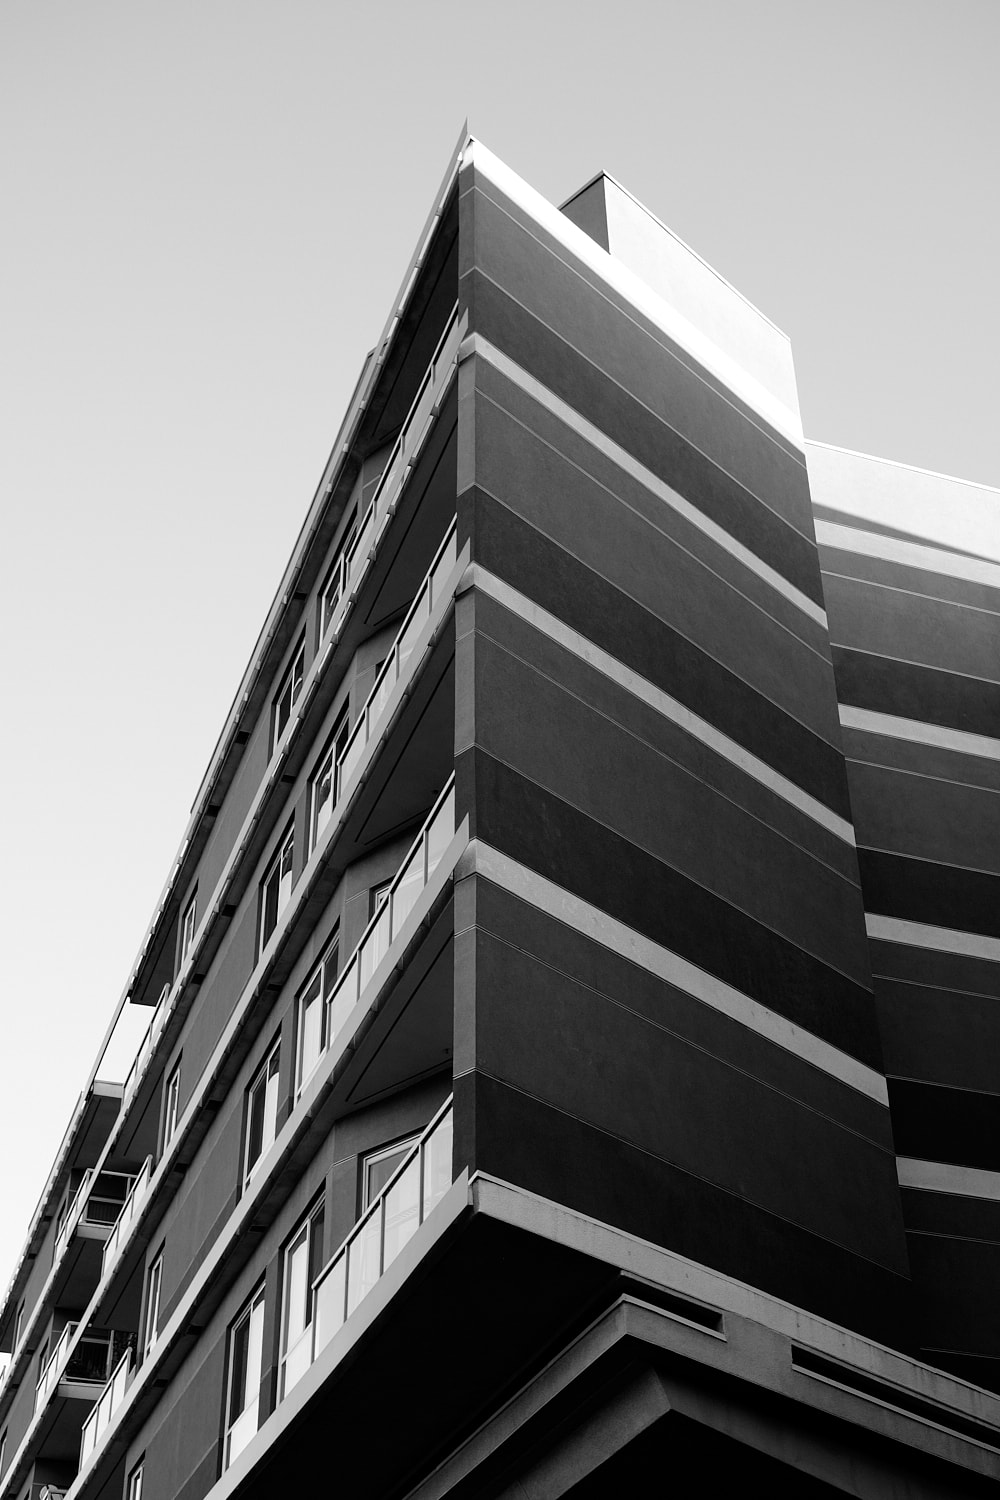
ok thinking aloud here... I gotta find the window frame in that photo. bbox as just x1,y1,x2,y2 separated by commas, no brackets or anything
180,890,198,964
163,1060,182,1150
308,705,350,856
295,929,339,1098
318,511,358,640
270,638,305,755
278,1197,325,1400
143,1251,164,1358
243,1040,281,1190
126,1458,144,1500
12,1301,24,1351
361,1132,421,1211
223,1283,266,1470
258,823,295,956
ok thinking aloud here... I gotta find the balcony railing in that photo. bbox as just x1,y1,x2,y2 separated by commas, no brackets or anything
79,1345,132,1466
34,1322,77,1411
101,1159,152,1277
121,983,173,1110
323,303,462,652
297,779,457,1096
309,1099,453,1370
337,519,459,798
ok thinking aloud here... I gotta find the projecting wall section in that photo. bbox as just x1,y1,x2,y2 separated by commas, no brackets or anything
810,443,1000,1390
452,142,911,1347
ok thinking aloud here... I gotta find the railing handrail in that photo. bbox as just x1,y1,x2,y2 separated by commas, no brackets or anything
297,777,457,1097
335,516,458,797
54,1171,93,1257
121,983,172,1107
35,1319,77,1397
101,1157,152,1276
79,1344,133,1465
311,1094,453,1311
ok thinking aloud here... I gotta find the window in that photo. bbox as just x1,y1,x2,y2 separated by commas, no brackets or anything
362,1134,420,1209
180,891,197,963
12,1301,24,1350
258,825,294,955
296,930,339,1096
308,707,350,854
278,1200,325,1399
224,1285,265,1469
270,639,305,753
126,1459,144,1500
319,513,358,638
143,1252,163,1357
0,1428,6,1475
369,880,392,920
243,1042,280,1188
163,1061,181,1149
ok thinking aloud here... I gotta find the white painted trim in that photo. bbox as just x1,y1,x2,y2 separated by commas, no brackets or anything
472,335,826,628
866,915,1000,964
470,841,887,1104
463,140,804,448
897,1158,1000,1202
815,520,1000,591
473,566,854,844
839,706,1000,764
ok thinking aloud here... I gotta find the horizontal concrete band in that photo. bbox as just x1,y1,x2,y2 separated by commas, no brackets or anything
898,1158,1000,1202
464,139,803,448
471,565,855,845
866,915,1000,965
815,520,1000,591
471,334,824,628
839,705,1000,763
470,840,887,1104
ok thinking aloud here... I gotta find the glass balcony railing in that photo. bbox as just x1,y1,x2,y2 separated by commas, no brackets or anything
309,1100,453,1367
79,1344,132,1466
323,304,462,651
101,1159,152,1277
336,518,458,801
34,1322,77,1411
297,779,457,1096
121,983,173,1111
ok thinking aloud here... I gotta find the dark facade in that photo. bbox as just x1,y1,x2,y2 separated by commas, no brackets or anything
0,134,998,1500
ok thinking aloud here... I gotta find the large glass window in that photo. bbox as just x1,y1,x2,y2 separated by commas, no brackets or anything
308,707,350,854
270,640,305,753
296,931,339,1096
279,1200,325,1399
243,1042,280,1188
126,1459,144,1500
224,1286,265,1469
163,1061,181,1150
319,514,358,638
362,1134,420,1208
258,825,294,955
180,891,197,963
143,1252,163,1357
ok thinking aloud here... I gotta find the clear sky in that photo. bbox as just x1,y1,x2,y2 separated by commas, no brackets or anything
0,0,997,1294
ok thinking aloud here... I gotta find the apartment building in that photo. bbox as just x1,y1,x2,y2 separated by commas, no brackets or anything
0,132,998,1500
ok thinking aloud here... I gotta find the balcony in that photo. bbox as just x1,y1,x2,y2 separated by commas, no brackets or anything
281,1099,454,1398
120,984,172,1113
35,1325,77,1413
78,1345,132,1466
297,780,457,1097
100,1159,151,1278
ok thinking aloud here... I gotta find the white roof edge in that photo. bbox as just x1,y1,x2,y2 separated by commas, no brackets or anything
805,438,1000,498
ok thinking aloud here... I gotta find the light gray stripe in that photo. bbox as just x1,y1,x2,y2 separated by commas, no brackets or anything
473,566,856,845
816,520,1000,590
471,840,887,1104
898,1158,1000,1202
839,706,1000,764
866,915,1000,964
471,334,826,628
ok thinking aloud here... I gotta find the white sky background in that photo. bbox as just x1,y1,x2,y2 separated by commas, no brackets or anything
0,0,997,1289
